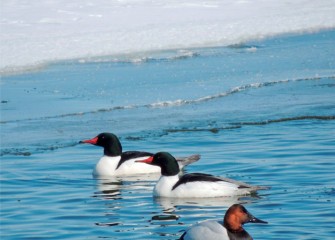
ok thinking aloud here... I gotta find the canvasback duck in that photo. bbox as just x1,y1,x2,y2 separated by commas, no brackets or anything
179,204,267,240
136,152,269,198
80,133,200,177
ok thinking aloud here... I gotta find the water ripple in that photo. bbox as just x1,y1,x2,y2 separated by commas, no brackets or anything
1,75,333,125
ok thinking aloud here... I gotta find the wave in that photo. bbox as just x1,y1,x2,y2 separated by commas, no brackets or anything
1,115,334,157
1,75,333,125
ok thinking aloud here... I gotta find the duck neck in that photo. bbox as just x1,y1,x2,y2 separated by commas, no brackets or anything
160,161,180,176
224,217,243,233
226,229,251,240
104,140,122,157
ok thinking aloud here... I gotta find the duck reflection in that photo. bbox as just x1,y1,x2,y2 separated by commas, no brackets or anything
155,195,251,211
93,178,123,200
151,195,262,224
93,173,161,200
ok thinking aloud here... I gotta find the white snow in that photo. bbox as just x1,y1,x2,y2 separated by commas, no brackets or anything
1,0,335,73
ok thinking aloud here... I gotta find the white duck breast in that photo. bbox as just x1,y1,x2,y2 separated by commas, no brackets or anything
154,174,249,198
181,220,229,240
93,155,160,177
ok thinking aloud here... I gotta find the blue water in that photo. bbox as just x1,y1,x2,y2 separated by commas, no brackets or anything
1,30,335,239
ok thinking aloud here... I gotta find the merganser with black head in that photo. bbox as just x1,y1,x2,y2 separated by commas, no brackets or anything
137,152,268,198
179,204,267,240
80,133,200,177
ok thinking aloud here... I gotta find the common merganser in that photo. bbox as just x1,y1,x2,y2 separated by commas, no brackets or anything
80,133,200,177
179,204,267,240
136,152,269,198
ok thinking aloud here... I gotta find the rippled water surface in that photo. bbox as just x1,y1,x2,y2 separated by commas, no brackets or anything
1,30,335,239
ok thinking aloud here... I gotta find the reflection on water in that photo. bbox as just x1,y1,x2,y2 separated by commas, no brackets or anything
93,179,123,199
94,174,160,198
154,196,252,211
151,196,253,225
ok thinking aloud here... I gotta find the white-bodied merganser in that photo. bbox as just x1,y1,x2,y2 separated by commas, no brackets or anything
179,204,267,240
136,152,269,198
80,133,200,177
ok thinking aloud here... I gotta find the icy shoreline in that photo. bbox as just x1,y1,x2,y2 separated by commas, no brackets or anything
1,0,335,73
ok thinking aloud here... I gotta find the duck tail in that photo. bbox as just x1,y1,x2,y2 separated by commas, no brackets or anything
176,154,201,169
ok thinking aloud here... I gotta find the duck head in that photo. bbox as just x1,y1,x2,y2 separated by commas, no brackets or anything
137,152,180,176
80,132,122,157
224,204,267,233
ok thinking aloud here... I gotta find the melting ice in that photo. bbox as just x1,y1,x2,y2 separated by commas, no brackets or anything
1,0,335,73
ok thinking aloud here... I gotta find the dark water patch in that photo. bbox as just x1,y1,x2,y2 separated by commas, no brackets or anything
164,115,335,135
95,222,122,227
325,188,335,195
151,215,180,221
0,141,79,157
165,125,241,134
0,149,32,156
124,136,145,141
235,115,335,126
318,83,335,87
